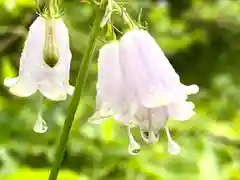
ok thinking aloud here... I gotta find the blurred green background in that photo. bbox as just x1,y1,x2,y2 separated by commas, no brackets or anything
0,0,240,179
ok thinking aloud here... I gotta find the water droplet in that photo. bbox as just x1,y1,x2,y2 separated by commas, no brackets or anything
165,126,180,155
168,140,180,155
128,127,140,155
128,140,141,156
33,116,48,133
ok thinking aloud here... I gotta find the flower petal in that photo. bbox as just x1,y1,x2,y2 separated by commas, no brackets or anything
67,85,75,96
4,77,37,97
38,18,73,101
151,107,169,129
119,29,187,107
54,18,73,92
185,84,199,95
167,101,195,121
4,17,45,97
4,77,18,88
39,75,67,101
135,106,168,131
19,17,45,78
97,41,127,114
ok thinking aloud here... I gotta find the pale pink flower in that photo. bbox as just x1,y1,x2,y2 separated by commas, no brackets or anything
90,29,199,155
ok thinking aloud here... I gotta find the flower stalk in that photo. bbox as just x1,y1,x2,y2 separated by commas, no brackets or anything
48,0,108,179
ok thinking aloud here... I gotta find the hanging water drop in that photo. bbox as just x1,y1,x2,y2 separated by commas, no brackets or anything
33,115,48,133
128,127,140,155
128,140,140,155
168,139,180,155
165,126,180,155
33,94,47,133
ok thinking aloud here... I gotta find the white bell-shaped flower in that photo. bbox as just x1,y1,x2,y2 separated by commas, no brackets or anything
90,29,199,155
89,41,129,124
4,16,74,101
118,29,198,108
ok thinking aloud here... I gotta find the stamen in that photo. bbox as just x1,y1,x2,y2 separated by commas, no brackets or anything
33,95,48,133
165,126,180,155
127,127,140,156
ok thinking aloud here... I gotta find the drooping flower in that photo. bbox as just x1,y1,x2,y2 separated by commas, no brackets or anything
89,29,199,155
4,16,74,133
4,16,73,101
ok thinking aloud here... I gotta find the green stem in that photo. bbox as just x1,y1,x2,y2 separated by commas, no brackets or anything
48,1,108,180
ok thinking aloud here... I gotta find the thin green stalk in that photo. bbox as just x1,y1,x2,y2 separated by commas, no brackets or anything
48,1,108,180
